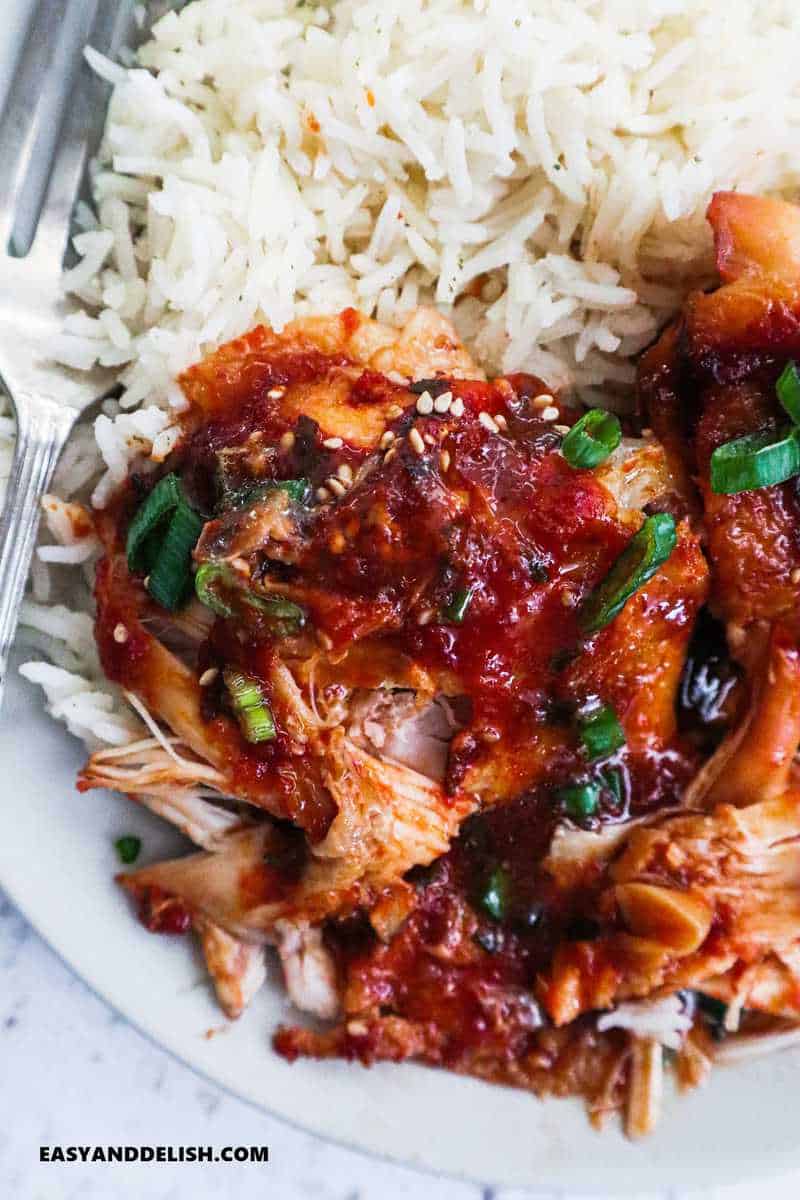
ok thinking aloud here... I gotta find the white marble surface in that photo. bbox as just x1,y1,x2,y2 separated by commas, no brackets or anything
1,891,799,1200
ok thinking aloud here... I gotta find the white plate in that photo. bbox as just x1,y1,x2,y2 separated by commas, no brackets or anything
2,656,800,1194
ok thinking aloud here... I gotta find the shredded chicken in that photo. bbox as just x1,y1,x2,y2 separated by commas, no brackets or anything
274,921,340,1020
119,741,474,938
541,792,800,1025
194,917,267,1019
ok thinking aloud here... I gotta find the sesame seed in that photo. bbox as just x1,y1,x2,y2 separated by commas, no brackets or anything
337,462,353,484
478,411,499,434
199,668,219,687
642,427,654,438
383,447,397,465
553,424,571,435
440,449,451,473
379,430,395,450
268,387,286,400
323,436,343,450
113,623,128,645
316,486,331,502
424,433,436,446
450,396,464,418
494,412,508,430
409,428,425,455
279,431,295,452
434,391,453,414
532,393,553,409
560,588,573,608
231,556,250,574
541,405,559,422
417,608,434,626
792,568,800,585
327,477,346,497
143,576,150,588
416,390,434,415
387,404,404,419
330,531,346,553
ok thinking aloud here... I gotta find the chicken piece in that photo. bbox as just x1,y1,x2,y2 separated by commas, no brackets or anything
347,690,467,782
98,305,702,897
94,298,717,1094
594,436,688,524
275,1012,630,1126
641,192,800,639
539,791,800,1025
700,945,800,1021
179,307,480,442
708,192,800,284
119,739,475,936
194,917,266,1019
91,308,483,842
87,556,337,839
684,624,800,810
273,834,632,1127
557,523,708,757
273,921,340,1020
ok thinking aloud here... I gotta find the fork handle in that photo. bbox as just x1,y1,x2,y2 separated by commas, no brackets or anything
0,400,74,707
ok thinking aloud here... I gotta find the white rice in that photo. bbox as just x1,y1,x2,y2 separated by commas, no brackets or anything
10,0,800,745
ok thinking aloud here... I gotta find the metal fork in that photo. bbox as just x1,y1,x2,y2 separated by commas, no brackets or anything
0,0,143,709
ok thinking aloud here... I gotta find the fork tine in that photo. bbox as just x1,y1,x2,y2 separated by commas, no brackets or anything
0,0,100,258
28,0,148,274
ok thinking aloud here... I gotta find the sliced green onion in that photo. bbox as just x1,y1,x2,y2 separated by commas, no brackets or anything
195,562,306,633
477,866,509,922
252,595,306,629
578,704,625,760
602,766,625,806
146,500,205,611
710,426,800,495
777,361,800,424
126,473,182,572
224,668,276,743
114,835,141,865
234,477,309,508
215,455,310,512
126,473,204,610
558,783,601,820
194,563,236,618
561,408,622,470
277,478,310,503
441,585,474,624
580,513,677,635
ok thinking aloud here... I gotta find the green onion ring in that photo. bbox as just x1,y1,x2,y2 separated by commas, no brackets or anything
561,408,622,470
223,669,276,743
